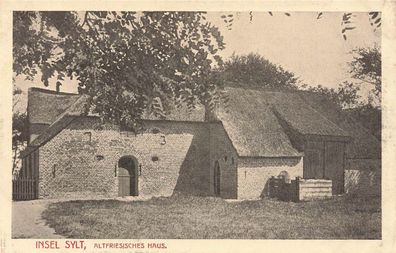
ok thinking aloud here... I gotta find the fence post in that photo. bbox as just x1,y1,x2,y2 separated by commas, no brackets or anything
295,177,300,202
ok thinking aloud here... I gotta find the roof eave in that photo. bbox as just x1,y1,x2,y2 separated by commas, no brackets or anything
303,134,352,142
238,153,303,159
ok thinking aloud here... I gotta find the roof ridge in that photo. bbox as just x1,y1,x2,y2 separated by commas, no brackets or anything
29,87,80,96
224,85,298,94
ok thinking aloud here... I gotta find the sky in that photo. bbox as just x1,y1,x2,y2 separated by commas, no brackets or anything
14,11,380,112
208,12,380,86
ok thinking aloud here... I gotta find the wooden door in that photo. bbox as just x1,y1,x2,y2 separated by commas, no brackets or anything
304,141,324,179
324,142,345,195
118,157,138,197
214,161,221,196
118,166,131,196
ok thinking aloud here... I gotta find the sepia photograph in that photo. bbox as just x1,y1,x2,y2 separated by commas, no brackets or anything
10,10,382,242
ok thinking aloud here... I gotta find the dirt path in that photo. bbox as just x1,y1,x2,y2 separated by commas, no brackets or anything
12,200,65,239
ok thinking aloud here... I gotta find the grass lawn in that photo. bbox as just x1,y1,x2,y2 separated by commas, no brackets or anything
42,194,381,239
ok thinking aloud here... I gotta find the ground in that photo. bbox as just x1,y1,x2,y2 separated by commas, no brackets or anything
35,194,381,239
12,200,65,239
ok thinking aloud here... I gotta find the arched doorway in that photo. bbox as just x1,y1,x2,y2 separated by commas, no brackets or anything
213,161,221,197
118,156,138,196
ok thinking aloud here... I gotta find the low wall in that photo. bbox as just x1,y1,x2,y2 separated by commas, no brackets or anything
344,159,381,196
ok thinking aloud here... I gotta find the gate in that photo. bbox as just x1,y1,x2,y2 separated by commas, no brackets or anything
12,178,38,201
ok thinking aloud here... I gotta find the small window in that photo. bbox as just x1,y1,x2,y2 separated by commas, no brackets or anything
83,132,92,142
152,128,160,134
120,131,130,137
224,156,228,162
231,157,235,165
152,156,159,162
160,135,166,145
52,165,56,178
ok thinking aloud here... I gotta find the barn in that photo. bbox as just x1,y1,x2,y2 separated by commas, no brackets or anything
16,86,380,200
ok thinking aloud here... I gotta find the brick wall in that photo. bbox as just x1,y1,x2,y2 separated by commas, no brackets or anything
237,157,303,199
38,117,211,199
209,122,238,199
344,159,381,196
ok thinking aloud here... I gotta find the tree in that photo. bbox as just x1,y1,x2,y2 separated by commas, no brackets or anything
345,104,381,140
306,44,382,140
348,45,381,139
12,112,28,174
349,45,381,103
12,85,28,173
13,11,227,129
218,53,299,90
306,81,362,109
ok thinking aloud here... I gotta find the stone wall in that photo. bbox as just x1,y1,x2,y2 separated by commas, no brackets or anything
344,159,381,196
38,117,211,199
237,157,303,199
209,122,238,199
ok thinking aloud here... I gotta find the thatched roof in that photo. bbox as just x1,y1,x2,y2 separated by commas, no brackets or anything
214,87,379,159
28,88,80,124
214,89,302,157
28,87,205,123
214,88,349,157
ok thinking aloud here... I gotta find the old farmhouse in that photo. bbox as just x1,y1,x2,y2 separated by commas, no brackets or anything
17,87,381,200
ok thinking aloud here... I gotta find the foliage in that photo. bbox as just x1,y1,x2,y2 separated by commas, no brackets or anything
345,104,381,140
350,45,381,100
12,85,28,173
306,43,381,139
218,53,299,90
12,112,28,173
12,85,23,108
13,11,227,129
306,81,362,109
346,45,381,139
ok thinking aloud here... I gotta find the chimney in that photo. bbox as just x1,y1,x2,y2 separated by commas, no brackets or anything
56,81,62,93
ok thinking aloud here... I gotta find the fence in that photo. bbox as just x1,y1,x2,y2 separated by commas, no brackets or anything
12,178,38,201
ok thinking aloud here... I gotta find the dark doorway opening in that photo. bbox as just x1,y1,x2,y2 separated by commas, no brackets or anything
118,156,138,197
